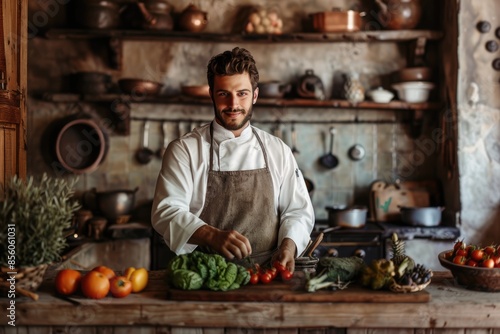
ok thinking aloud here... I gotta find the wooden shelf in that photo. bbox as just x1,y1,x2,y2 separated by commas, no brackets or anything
41,93,442,111
44,29,444,43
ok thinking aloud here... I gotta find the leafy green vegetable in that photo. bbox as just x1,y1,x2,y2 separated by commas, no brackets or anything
167,252,250,291
306,256,364,292
171,269,204,290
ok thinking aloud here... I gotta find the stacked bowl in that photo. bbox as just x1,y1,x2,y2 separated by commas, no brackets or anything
392,67,435,103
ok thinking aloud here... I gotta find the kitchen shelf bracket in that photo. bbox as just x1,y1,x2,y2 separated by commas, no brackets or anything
108,38,122,70
408,37,428,66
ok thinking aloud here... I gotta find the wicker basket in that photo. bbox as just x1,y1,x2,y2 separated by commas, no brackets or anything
389,271,433,293
0,264,49,292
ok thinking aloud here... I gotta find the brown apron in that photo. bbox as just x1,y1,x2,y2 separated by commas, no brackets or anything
198,123,279,265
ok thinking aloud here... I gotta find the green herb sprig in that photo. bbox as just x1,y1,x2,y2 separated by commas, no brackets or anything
0,174,81,267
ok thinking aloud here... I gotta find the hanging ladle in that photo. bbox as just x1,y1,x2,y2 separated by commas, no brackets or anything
156,121,168,158
291,122,299,154
136,120,154,164
319,127,339,169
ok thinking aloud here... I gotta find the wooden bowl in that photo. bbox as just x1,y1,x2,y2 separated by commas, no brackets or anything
397,67,432,82
438,251,500,292
181,85,210,98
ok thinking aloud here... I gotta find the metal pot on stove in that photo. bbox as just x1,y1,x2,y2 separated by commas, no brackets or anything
325,205,368,228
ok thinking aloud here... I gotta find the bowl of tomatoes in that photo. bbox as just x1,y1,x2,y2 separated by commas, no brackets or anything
438,242,500,292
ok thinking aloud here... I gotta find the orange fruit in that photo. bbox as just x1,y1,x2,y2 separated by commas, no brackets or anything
55,269,82,296
92,265,116,280
81,271,110,299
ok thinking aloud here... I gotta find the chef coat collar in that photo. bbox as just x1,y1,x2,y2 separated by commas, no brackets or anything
212,120,252,143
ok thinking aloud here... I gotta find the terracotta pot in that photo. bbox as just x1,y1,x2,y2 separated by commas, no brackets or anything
375,0,422,30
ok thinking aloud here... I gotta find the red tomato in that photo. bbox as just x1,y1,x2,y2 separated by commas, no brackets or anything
267,268,277,280
491,255,500,266
280,270,293,281
453,240,465,251
250,273,259,285
444,250,454,260
452,255,466,265
481,258,495,268
471,249,484,262
55,269,81,296
466,259,478,267
81,271,110,299
273,261,286,273
259,272,272,284
92,265,116,280
484,246,496,256
110,276,132,298
455,248,468,257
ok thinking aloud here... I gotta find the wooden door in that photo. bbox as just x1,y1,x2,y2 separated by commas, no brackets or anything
0,0,27,198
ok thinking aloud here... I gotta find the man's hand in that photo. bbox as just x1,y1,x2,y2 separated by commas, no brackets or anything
271,238,297,272
189,225,252,260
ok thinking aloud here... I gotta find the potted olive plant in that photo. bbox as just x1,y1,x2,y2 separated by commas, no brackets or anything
0,174,80,292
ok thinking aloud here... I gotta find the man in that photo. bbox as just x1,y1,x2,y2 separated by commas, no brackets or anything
151,47,314,271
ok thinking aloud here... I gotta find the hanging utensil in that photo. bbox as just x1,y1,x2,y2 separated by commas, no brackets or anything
291,122,299,154
348,144,365,161
156,121,168,158
136,120,154,164
319,127,339,169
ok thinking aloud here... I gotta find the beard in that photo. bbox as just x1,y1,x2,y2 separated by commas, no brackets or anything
213,104,253,131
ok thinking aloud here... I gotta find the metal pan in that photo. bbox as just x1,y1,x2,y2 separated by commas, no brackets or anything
325,206,368,228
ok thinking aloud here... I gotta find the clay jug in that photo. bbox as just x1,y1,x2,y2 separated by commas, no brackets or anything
375,0,422,30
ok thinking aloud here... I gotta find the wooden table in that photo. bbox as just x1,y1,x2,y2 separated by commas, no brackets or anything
1,271,499,334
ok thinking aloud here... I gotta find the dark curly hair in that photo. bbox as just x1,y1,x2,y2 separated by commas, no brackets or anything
207,47,259,91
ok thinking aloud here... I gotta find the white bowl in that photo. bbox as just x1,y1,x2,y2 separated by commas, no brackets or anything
392,81,435,103
367,87,394,103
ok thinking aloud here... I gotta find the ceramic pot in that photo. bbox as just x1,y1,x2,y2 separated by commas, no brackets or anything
73,0,123,29
296,69,325,100
343,72,365,105
177,4,208,32
375,0,422,30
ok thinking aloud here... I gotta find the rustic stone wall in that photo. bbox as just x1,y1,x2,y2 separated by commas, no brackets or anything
456,0,500,245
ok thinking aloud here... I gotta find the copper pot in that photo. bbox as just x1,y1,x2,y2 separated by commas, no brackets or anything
118,78,163,97
177,4,208,32
310,9,363,32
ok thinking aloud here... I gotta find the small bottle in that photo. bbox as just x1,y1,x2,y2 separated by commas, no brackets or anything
344,72,365,105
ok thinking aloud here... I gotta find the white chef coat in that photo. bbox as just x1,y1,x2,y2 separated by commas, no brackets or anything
151,120,315,257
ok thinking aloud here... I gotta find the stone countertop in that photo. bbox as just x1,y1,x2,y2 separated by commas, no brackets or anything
1,271,499,329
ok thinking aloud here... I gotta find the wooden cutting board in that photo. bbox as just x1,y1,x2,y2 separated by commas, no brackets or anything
167,279,430,303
